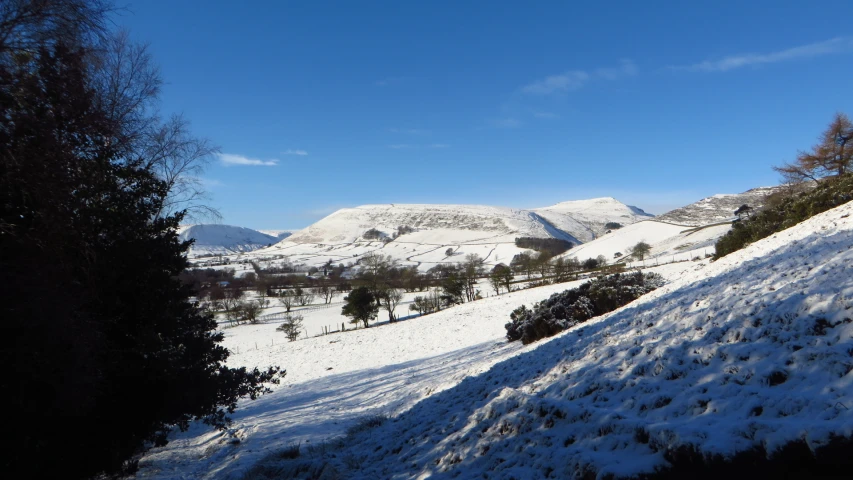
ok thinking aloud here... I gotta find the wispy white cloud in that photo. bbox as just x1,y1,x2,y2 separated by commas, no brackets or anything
389,128,431,135
387,143,451,149
282,149,308,156
490,117,522,128
375,76,408,87
196,177,224,188
533,111,560,119
521,59,637,95
672,37,853,72
522,71,589,95
217,153,278,166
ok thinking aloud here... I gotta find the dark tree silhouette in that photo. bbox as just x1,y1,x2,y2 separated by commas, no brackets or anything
342,287,378,328
0,3,279,477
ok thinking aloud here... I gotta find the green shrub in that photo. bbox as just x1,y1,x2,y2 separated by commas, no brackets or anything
505,272,665,344
714,174,853,259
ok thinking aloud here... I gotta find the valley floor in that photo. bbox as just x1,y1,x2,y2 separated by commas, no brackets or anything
136,263,700,479
138,200,853,479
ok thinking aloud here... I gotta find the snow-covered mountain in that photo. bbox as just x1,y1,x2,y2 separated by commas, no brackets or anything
258,229,295,241
560,189,792,263
535,196,654,242
656,186,781,226
285,203,581,245
251,200,649,271
177,224,277,257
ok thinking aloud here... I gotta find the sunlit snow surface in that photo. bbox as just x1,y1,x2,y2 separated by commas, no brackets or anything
139,201,853,479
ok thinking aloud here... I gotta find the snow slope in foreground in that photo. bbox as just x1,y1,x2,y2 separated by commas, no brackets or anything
134,263,699,479
281,201,853,478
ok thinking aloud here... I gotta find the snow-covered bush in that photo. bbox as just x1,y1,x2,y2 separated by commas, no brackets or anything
506,272,665,344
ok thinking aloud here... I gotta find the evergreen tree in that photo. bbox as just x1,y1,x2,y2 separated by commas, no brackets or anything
0,6,279,478
341,286,378,328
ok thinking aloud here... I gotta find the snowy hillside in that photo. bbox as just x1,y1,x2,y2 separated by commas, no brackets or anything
258,230,295,241
284,199,853,479
535,196,654,242
656,186,781,226
137,199,853,479
177,225,277,257
135,262,702,479
562,220,731,263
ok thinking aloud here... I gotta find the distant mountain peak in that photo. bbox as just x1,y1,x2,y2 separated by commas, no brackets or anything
656,186,783,226
178,224,277,257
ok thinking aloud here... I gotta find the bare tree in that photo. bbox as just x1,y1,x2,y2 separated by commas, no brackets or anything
489,269,503,295
278,290,295,312
242,301,263,324
460,253,484,302
317,284,336,304
276,313,304,341
208,285,226,311
222,288,244,312
535,253,551,280
255,277,271,307
360,252,395,304
774,112,853,182
295,286,314,306
144,115,219,220
89,30,219,221
225,304,243,327
0,0,111,59
551,257,570,283
379,287,403,322
630,242,651,261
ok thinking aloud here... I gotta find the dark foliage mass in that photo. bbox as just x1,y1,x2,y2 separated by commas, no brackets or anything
643,435,853,480
362,228,384,240
714,174,853,259
0,2,279,478
505,272,665,344
514,237,574,256
604,222,623,230
342,287,378,328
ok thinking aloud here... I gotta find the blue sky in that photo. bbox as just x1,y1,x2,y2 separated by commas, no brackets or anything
119,1,853,229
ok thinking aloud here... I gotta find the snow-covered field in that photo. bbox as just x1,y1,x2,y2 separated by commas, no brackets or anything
249,198,851,479
136,262,700,479
138,198,853,479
